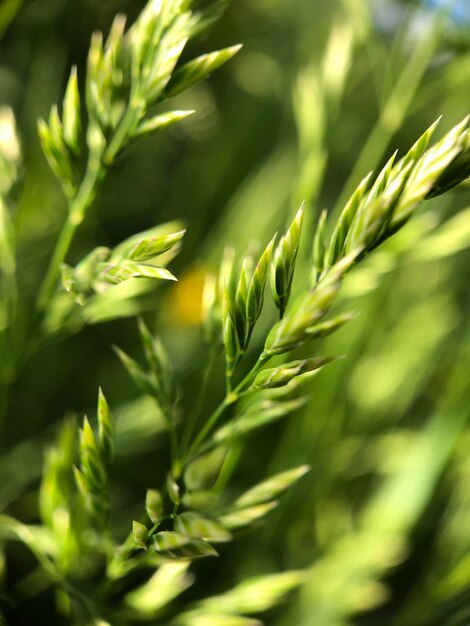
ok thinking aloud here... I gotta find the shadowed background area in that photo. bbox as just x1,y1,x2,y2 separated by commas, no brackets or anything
1,0,470,624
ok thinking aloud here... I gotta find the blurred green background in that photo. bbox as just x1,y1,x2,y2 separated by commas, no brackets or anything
1,0,470,624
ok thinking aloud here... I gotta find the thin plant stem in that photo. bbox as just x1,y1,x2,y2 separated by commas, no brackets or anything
184,351,271,464
37,213,78,310
104,97,143,165
159,397,180,474
180,349,217,456
213,443,242,495
169,421,180,473
225,367,233,394
36,162,103,310
185,397,232,464
36,97,144,313
234,351,271,393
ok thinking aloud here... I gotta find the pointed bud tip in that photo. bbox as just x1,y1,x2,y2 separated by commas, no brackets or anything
230,43,243,54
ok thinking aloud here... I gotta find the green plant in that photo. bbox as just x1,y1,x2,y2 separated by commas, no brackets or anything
2,1,470,625
1,0,240,390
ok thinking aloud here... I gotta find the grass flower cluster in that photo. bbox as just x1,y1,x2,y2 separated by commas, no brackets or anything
1,1,470,625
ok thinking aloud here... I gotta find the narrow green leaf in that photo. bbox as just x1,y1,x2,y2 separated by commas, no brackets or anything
164,45,242,98
135,111,195,139
125,562,192,614
137,318,174,402
113,346,157,397
235,466,310,508
199,570,307,614
210,397,307,448
217,501,279,530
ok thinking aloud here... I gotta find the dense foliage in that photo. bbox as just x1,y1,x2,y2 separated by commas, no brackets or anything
1,1,470,625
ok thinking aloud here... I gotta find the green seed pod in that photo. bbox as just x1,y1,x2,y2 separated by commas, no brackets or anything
270,205,304,317
61,264,86,305
246,234,276,329
107,14,126,77
152,531,217,559
135,110,195,139
253,357,335,389
265,278,340,356
164,44,243,98
79,416,106,491
265,251,359,356
128,229,186,262
133,521,149,548
396,117,441,171
37,115,74,193
167,473,180,505
175,512,232,543
305,311,357,339
327,173,371,266
202,273,222,347
312,209,327,284
346,163,412,252
234,258,251,350
86,32,105,126
391,117,470,232
73,466,89,503
221,288,240,374
146,489,163,525
63,67,82,155
97,388,114,468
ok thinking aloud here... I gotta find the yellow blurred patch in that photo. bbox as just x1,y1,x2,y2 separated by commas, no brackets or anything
167,267,208,326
